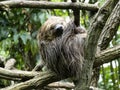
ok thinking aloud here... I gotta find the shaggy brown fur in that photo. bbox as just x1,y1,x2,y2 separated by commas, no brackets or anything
37,16,86,79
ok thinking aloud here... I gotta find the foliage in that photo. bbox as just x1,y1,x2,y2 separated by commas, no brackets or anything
98,60,120,90
0,8,50,86
0,8,49,68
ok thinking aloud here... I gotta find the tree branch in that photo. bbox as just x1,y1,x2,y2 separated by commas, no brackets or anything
71,0,80,26
0,67,39,80
0,0,98,11
94,0,120,67
76,0,119,89
47,82,74,89
98,0,120,50
1,70,103,90
85,0,117,60
94,45,120,68
92,0,120,86
0,74,21,81
1,71,61,90
4,58,16,70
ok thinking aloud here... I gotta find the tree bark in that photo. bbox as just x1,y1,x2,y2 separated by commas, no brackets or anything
98,0,120,50
1,71,61,90
75,0,119,89
71,0,80,26
0,67,39,80
94,45,120,68
0,0,98,11
92,0,120,86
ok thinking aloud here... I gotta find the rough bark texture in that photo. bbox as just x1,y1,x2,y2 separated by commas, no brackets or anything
0,1,98,11
75,0,119,89
0,67,39,80
1,71,60,90
98,1,120,50
92,0,120,86
94,45,120,68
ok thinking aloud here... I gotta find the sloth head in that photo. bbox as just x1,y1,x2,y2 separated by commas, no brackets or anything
38,16,67,41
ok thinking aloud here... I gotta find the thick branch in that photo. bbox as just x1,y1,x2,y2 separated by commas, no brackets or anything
1,70,102,90
93,0,120,68
0,1,98,11
0,67,39,80
93,0,120,86
1,71,61,90
85,0,117,60
0,75,21,81
94,45,120,68
98,1,120,50
76,0,119,89
47,82,74,89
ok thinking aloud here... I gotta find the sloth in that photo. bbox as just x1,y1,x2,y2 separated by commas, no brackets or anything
37,16,86,79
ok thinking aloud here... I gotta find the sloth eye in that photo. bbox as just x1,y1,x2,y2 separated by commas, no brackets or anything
50,26,54,30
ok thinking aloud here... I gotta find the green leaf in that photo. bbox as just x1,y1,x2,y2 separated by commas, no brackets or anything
0,38,12,50
13,34,19,44
19,31,31,45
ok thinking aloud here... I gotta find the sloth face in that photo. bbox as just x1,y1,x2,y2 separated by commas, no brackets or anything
38,16,67,41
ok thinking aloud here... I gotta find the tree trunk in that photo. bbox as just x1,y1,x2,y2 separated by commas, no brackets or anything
75,0,119,89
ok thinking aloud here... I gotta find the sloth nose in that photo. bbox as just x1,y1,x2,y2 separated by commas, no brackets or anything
55,24,63,31
54,24,63,36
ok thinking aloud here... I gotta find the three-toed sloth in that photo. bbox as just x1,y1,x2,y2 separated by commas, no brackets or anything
37,16,87,79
